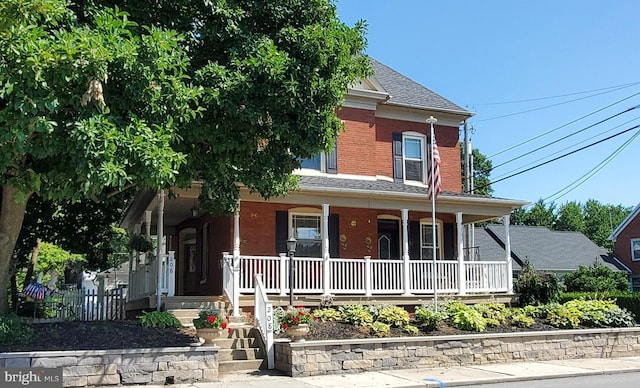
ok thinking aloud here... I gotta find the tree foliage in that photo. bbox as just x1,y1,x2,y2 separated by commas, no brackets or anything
0,0,369,312
460,145,493,196
509,199,631,251
514,260,561,306
563,262,630,293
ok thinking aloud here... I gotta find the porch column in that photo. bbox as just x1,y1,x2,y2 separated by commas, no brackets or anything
322,204,331,295
456,212,466,295
232,203,241,317
401,209,411,295
504,214,514,293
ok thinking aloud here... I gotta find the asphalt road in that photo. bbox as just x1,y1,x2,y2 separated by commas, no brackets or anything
469,371,640,388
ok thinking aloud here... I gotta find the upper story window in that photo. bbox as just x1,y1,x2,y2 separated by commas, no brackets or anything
393,132,428,183
299,143,337,174
632,238,640,261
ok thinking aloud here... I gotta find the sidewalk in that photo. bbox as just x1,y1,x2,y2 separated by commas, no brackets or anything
111,356,640,388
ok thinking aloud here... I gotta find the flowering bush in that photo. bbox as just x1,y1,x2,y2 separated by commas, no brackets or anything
192,308,229,330
278,306,316,330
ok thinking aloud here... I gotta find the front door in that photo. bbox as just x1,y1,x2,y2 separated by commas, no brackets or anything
377,219,400,259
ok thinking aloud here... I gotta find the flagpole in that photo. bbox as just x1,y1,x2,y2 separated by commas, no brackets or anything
426,116,438,312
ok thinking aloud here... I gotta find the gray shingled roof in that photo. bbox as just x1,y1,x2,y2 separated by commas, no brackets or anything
370,58,470,114
298,175,488,199
474,225,629,273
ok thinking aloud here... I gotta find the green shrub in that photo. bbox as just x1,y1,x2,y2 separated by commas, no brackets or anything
449,305,487,332
604,307,636,327
510,308,535,328
367,305,385,321
563,262,630,293
0,313,34,346
414,304,448,330
370,321,391,337
514,260,561,306
611,293,640,322
137,311,182,329
523,305,544,318
546,303,581,329
377,306,410,327
313,308,341,322
339,305,373,326
404,324,419,336
474,302,508,326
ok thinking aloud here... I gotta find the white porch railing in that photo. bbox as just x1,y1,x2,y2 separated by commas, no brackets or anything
128,251,175,302
253,274,274,369
223,253,510,296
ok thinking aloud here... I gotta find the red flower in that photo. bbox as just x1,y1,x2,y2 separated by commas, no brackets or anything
298,311,304,316
228,328,233,334
207,315,216,324
282,323,288,329
313,315,318,321
226,315,230,321
293,316,299,323
221,321,227,329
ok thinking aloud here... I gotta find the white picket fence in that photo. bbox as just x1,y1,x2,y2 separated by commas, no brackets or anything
21,288,127,322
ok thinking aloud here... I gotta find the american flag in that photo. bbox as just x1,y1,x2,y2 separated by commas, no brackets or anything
427,135,441,200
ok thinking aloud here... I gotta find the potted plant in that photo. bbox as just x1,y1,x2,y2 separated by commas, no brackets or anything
279,306,316,341
127,234,154,253
192,308,231,346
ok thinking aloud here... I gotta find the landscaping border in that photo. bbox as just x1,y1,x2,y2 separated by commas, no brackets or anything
274,327,640,377
0,346,218,387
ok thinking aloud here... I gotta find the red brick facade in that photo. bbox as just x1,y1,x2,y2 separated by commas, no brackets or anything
613,213,640,275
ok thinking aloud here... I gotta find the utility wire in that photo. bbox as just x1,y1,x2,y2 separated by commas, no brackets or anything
488,90,640,158
542,130,640,204
490,115,640,181
473,82,640,106
492,104,640,170
472,124,640,192
475,84,640,123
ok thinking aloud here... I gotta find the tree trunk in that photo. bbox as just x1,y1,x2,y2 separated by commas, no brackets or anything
0,186,31,314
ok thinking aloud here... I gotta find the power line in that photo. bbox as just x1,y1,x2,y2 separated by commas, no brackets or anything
541,129,640,204
492,104,640,170
472,124,640,192
475,85,640,123
490,115,640,182
488,90,640,158
473,82,640,106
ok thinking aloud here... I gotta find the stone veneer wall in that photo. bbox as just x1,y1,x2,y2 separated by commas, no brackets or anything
0,346,218,387
275,327,640,377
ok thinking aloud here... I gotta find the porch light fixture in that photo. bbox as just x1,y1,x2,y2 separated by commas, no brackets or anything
286,235,297,307
190,199,199,218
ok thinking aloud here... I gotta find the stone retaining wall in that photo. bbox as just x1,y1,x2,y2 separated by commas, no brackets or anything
0,346,218,387
275,327,640,377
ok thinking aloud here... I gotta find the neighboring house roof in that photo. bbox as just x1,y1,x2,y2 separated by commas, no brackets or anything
475,225,630,273
369,58,471,115
609,202,640,241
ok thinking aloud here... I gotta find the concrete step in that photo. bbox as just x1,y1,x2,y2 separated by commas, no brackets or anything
163,296,228,310
218,348,263,362
218,359,266,374
213,337,257,349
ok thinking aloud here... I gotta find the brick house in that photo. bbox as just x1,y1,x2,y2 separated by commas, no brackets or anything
609,203,640,290
120,58,528,312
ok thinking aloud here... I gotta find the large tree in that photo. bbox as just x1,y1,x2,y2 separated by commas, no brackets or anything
0,0,369,312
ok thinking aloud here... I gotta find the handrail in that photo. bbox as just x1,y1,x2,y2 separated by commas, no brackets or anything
254,274,274,369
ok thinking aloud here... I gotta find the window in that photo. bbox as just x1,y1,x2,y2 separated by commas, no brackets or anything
420,220,442,260
300,143,337,173
404,136,424,182
632,239,640,261
393,132,427,183
291,213,322,257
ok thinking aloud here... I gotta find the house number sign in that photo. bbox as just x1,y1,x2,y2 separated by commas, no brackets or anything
266,305,273,332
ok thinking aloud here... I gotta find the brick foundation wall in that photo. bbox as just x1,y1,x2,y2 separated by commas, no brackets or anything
274,327,640,377
0,347,219,387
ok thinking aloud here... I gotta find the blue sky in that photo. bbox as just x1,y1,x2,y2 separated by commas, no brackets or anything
335,1,640,209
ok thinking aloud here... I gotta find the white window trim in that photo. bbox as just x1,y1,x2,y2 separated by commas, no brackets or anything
631,238,640,261
402,132,427,184
300,152,327,172
288,208,323,258
419,218,443,260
